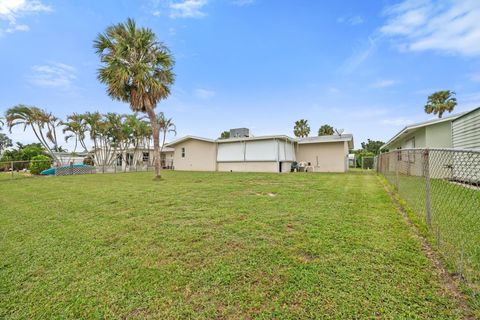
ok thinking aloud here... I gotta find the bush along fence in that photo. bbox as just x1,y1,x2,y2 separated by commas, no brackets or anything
0,159,174,180
377,148,480,298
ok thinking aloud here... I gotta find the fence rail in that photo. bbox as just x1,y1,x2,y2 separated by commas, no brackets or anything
377,148,480,298
0,160,174,181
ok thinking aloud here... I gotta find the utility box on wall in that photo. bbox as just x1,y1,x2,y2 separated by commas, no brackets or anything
229,128,250,138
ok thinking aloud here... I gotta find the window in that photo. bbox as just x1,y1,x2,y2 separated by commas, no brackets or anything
397,147,402,161
143,152,149,162
181,147,186,158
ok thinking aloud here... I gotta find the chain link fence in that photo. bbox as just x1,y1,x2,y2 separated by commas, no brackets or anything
377,148,480,299
0,159,174,181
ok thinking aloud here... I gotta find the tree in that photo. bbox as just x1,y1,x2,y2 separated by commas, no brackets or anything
0,117,4,131
293,119,310,138
424,90,457,118
318,124,334,136
62,113,89,153
219,131,230,139
5,105,62,164
361,139,385,155
0,133,12,155
94,18,175,179
157,112,177,156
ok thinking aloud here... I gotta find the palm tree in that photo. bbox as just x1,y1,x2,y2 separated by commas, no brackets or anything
62,113,89,153
318,124,334,136
5,105,61,164
424,90,457,118
157,112,177,160
0,117,4,131
293,119,310,138
94,18,175,179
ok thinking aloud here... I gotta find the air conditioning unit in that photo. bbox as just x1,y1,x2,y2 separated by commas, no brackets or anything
229,128,250,138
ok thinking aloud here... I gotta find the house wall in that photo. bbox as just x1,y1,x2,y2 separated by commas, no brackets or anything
453,108,480,149
388,127,426,150
296,141,347,172
426,121,453,148
217,161,279,172
172,139,216,171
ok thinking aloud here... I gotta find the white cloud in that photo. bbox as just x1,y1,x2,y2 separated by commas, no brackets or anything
380,0,480,56
370,79,398,88
338,15,364,26
169,0,207,18
230,0,254,6
0,0,51,35
194,88,215,99
27,62,77,89
381,118,414,126
339,36,378,73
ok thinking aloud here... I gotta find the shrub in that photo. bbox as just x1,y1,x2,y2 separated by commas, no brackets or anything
83,155,94,166
29,155,52,175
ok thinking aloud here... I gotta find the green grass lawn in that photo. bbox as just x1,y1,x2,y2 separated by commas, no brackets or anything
0,171,467,319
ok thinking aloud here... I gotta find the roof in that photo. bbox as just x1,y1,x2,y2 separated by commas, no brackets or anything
452,106,480,122
217,135,296,143
381,111,468,150
165,135,215,147
297,134,354,149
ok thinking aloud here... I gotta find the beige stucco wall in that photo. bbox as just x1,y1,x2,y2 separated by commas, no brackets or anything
172,139,216,171
217,161,280,172
296,141,348,172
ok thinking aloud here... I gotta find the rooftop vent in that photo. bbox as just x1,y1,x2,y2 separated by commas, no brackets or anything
229,128,250,138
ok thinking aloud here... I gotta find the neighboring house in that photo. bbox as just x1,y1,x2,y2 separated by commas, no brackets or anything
166,129,354,173
93,146,174,171
452,107,480,150
381,107,480,152
380,107,480,179
52,152,89,166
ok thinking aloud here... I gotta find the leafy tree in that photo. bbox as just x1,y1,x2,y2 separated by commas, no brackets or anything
424,90,457,118
354,149,375,168
219,131,230,139
0,143,50,170
0,133,12,155
95,18,175,179
361,139,385,155
29,155,52,175
318,124,334,136
293,119,310,138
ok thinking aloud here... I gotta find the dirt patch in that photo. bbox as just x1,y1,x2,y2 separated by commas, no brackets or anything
378,176,475,319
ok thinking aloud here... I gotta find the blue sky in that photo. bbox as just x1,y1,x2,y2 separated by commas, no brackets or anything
1,0,480,149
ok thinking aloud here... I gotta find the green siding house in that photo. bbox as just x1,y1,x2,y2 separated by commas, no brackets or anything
452,107,480,149
381,107,480,151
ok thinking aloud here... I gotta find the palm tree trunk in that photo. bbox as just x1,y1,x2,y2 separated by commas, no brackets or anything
146,107,161,178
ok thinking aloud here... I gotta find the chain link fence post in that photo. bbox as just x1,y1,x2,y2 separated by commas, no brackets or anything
423,149,432,228
11,161,14,179
395,151,399,191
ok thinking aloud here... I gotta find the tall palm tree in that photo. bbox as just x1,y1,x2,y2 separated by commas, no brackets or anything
94,18,175,179
424,90,457,118
318,124,334,136
0,116,4,131
293,119,310,138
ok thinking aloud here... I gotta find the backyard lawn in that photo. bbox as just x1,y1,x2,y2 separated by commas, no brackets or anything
0,171,467,318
